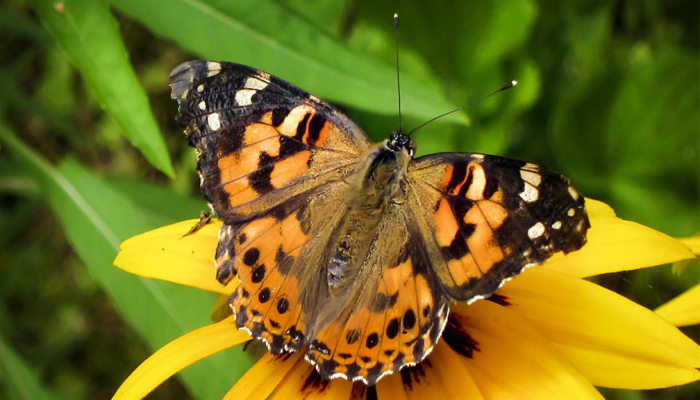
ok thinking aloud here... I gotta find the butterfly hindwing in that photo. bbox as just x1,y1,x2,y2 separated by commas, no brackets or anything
305,205,449,386
407,153,590,301
218,180,352,353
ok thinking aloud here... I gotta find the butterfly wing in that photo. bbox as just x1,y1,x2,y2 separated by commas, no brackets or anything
406,153,590,301
169,60,372,222
169,61,372,352
305,203,450,385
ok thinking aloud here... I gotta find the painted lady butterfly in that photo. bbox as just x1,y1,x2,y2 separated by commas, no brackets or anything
169,60,590,385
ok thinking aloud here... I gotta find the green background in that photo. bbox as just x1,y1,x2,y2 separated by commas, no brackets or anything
0,0,697,398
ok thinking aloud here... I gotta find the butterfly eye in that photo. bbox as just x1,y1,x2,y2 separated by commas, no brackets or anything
408,141,416,157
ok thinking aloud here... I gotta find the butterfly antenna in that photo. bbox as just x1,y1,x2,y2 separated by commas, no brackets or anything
394,13,403,134
407,80,518,136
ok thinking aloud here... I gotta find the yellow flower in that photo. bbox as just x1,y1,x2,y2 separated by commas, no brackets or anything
113,199,699,399
655,236,700,327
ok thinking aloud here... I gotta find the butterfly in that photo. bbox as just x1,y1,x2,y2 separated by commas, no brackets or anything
169,60,590,385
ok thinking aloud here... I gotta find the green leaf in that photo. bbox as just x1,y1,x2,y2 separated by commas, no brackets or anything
0,334,61,400
355,1,537,96
605,46,699,236
106,174,206,223
0,123,251,398
549,45,699,236
109,0,466,126
28,0,174,177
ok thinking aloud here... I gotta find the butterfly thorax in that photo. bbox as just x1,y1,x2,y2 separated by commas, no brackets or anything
325,137,413,292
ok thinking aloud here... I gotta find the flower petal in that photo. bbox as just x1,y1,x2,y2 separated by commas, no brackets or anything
655,283,700,327
114,316,250,399
114,219,236,294
268,358,354,400
223,351,303,400
499,268,700,389
542,199,694,278
672,236,700,274
399,343,483,400
451,300,603,400
680,235,700,254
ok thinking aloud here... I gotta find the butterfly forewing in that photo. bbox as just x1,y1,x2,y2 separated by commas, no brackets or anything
407,153,590,301
169,61,372,222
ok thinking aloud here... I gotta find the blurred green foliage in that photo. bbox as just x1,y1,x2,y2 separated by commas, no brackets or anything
0,0,697,398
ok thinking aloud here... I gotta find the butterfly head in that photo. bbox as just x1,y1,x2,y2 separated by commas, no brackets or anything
386,131,416,157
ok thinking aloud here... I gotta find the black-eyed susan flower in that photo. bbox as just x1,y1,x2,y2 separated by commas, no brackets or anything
113,199,699,399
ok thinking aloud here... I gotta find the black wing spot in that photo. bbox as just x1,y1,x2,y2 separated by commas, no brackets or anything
243,248,260,266
386,318,400,339
276,298,289,314
258,287,271,303
365,332,379,349
403,309,416,331
345,329,360,344
251,265,266,283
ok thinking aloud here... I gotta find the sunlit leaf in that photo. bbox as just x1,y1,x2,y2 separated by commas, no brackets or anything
109,0,465,125
29,0,174,177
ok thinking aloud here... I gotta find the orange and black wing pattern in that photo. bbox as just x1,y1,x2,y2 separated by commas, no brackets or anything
169,59,592,387
407,153,590,301
305,207,450,385
169,60,371,223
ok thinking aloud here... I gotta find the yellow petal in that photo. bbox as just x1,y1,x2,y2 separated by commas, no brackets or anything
211,293,234,322
680,235,700,254
114,219,237,294
451,300,603,400
672,235,700,274
223,351,303,400
585,197,617,219
401,342,483,400
499,268,700,389
269,359,354,400
655,283,700,327
542,199,694,278
114,316,250,399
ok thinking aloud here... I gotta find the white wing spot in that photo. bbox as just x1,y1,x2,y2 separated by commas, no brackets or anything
197,84,205,92
552,221,562,230
206,61,222,77
235,89,256,106
520,170,542,186
198,100,206,110
244,76,268,90
568,186,580,200
567,208,576,217
519,184,539,203
528,222,546,239
207,113,221,131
